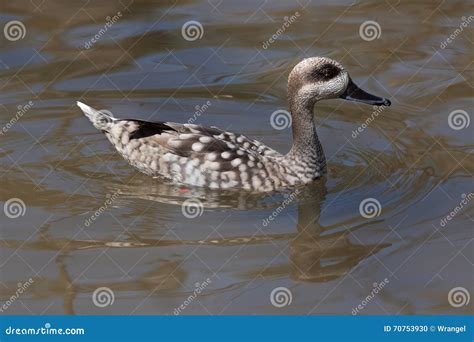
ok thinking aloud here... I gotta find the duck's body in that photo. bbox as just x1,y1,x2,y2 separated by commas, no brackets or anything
77,102,324,191
78,57,390,192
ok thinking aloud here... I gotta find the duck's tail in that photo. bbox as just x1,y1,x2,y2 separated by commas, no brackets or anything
77,101,117,131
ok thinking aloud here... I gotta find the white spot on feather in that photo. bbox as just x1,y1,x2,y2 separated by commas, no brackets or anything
209,162,220,170
192,142,204,152
121,134,129,145
163,153,174,162
210,171,219,181
199,136,212,143
252,175,262,189
231,158,242,167
207,153,217,161
168,139,182,148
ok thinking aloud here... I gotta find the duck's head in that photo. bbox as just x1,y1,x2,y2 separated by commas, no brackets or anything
288,57,391,112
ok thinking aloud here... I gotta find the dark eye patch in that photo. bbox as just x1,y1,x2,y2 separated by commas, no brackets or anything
310,63,340,81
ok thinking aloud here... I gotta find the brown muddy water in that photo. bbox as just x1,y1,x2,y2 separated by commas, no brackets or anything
0,1,473,315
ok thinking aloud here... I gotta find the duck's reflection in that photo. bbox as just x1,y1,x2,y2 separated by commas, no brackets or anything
288,185,389,282
0,179,390,314
108,175,288,210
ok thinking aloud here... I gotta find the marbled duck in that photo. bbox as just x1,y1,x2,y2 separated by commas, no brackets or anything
78,57,390,192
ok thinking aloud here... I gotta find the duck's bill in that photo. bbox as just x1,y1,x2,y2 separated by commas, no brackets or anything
339,78,391,106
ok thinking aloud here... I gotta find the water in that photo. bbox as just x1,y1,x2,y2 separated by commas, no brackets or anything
1,1,472,315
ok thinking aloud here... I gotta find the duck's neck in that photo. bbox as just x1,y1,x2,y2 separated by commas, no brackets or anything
285,101,326,173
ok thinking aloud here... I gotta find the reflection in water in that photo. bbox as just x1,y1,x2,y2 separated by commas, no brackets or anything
290,190,389,282
109,176,289,210
0,181,390,313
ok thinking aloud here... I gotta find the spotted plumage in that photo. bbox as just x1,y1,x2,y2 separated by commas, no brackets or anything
78,56,390,192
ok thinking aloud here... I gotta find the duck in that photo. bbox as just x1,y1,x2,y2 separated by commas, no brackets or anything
77,56,390,192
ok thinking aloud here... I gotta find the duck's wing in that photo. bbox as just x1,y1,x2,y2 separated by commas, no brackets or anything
77,101,281,161
144,121,280,157
119,120,281,170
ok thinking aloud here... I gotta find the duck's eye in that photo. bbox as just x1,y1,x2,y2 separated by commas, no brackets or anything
310,63,340,81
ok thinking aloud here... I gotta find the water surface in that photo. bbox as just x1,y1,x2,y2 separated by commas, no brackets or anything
0,0,472,315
